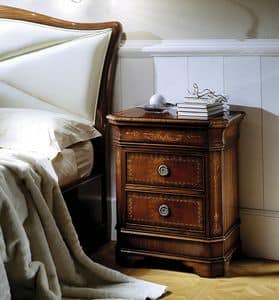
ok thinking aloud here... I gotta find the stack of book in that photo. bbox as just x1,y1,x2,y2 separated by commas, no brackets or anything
176,97,228,119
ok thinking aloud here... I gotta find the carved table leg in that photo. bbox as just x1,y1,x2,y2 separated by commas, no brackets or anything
182,260,225,278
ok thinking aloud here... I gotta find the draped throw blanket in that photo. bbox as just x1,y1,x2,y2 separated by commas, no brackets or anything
0,150,166,300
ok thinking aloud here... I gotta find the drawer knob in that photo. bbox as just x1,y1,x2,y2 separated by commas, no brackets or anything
158,164,169,177
158,204,170,217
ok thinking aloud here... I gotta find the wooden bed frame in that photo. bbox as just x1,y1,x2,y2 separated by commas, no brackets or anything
0,5,122,252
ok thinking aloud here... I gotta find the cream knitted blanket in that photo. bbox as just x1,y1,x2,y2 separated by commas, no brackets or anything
0,150,166,300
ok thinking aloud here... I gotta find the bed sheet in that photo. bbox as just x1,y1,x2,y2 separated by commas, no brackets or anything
0,149,166,299
51,141,94,187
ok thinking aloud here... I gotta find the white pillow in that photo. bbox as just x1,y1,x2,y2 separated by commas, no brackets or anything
0,108,101,159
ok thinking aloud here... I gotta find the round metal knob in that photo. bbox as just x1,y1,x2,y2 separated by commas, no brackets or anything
158,204,170,217
158,164,169,177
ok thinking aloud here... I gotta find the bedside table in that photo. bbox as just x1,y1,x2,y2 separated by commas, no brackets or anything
107,108,245,277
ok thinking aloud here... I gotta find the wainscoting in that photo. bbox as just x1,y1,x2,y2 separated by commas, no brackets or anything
109,39,279,260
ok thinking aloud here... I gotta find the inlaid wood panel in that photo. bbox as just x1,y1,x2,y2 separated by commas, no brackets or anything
126,152,204,190
223,145,239,232
120,127,208,146
126,192,204,231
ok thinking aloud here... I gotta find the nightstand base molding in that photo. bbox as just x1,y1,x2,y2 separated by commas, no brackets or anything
116,246,237,277
116,226,239,277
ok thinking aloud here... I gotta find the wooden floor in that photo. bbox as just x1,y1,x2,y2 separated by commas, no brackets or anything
91,242,279,300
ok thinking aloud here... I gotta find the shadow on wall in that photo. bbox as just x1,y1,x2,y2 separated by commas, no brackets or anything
260,108,279,212
114,0,264,40
230,105,279,212
127,32,162,40
228,0,259,38
230,105,263,210
0,0,273,40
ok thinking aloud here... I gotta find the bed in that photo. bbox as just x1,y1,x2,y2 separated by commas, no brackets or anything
0,5,122,252
0,6,168,299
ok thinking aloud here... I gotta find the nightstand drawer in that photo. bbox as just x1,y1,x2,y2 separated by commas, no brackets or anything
119,127,207,146
127,192,204,231
126,152,204,190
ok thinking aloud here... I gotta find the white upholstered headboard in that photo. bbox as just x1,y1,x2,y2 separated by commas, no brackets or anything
0,6,122,132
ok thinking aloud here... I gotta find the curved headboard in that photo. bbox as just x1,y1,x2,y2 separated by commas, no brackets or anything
0,5,122,135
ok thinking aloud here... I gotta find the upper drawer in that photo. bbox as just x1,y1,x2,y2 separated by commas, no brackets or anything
126,152,205,190
118,127,208,147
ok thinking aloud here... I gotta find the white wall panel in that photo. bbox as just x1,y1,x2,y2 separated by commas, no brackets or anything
224,57,263,209
261,56,279,211
154,57,187,103
112,60,123,112
120,57,154,109
261,57,279,115
224,57,262,108
110,200,117,241
188,57,224,94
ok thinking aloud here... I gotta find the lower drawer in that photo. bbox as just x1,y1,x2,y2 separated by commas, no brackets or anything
126,191,204,231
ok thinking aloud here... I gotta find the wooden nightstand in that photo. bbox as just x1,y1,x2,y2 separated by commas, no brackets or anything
107,108,245,277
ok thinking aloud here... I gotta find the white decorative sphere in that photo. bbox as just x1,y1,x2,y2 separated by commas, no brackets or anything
149,94,166,106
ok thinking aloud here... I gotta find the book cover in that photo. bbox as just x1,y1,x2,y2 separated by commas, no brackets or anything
177,105,224,113
181,96,224,104
177,102,222,108
177,115,210,120
177,109,224,117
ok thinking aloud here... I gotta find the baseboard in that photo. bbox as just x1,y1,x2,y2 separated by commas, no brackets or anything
108,198,279,260
240,209,279,260
240,208,279,218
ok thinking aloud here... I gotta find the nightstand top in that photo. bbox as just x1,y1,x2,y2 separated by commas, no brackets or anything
107,108,245,128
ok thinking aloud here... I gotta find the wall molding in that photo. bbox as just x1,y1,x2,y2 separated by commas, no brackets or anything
240,208,279,219
119,39,279,58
